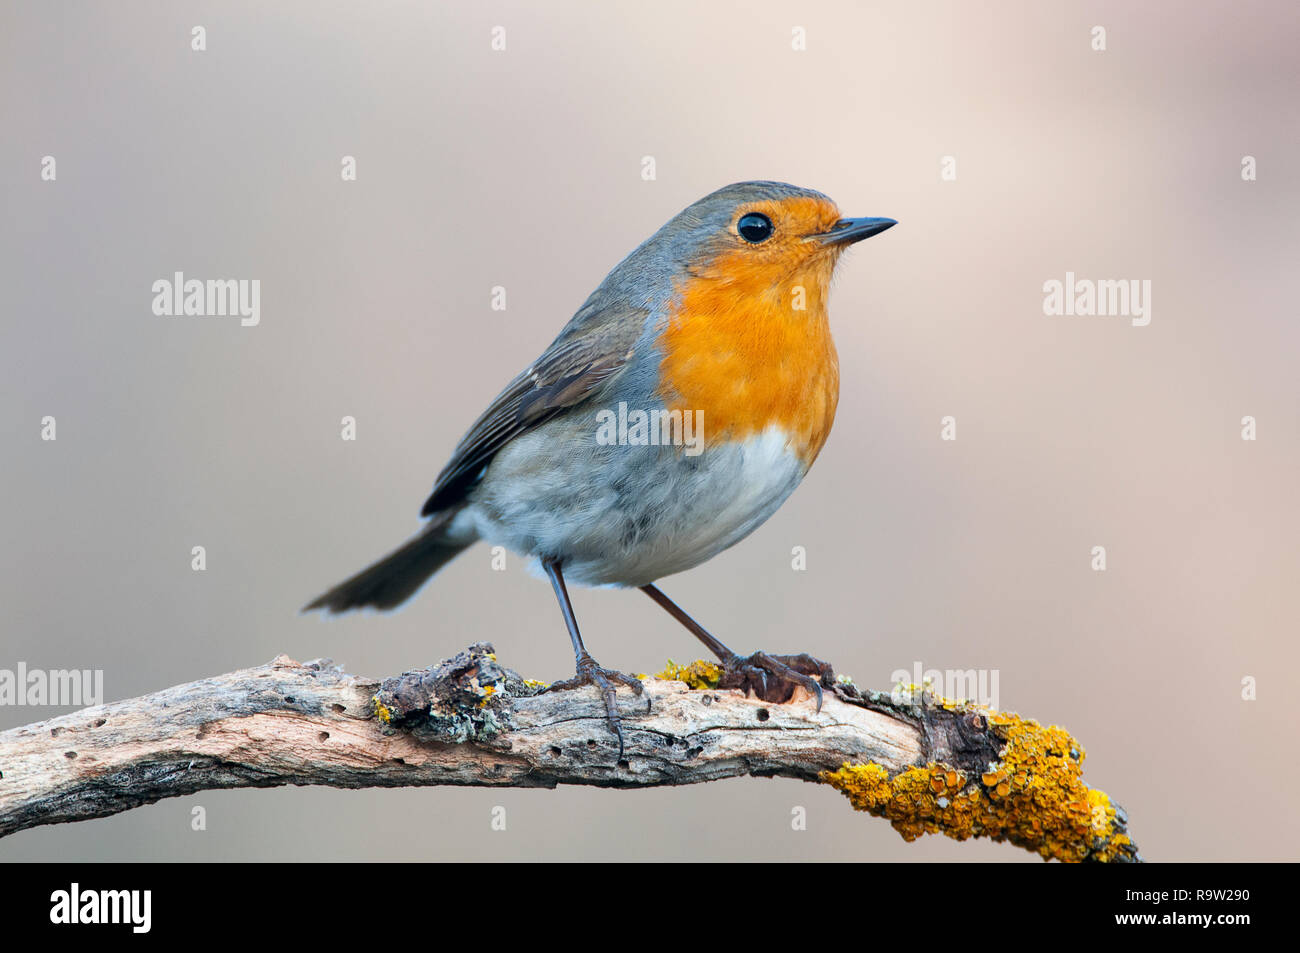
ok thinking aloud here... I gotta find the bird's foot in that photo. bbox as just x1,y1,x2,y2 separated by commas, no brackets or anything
717,651,835,713
545,653,646,760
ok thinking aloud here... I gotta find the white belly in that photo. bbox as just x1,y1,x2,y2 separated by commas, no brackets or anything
453,420,808,587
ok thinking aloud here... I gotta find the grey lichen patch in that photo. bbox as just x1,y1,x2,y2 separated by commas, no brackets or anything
371,642,542,746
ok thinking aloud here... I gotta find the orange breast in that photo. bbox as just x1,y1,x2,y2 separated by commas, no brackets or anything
655,250,840,467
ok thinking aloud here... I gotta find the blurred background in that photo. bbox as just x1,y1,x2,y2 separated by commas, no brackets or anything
2,0,1297,861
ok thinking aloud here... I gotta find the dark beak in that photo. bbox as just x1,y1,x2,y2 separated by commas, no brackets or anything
810,216,897,246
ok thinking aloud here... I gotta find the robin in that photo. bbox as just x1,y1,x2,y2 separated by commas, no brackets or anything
306,181,895,757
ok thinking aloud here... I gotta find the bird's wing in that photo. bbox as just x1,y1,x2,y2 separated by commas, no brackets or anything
420,304,649,517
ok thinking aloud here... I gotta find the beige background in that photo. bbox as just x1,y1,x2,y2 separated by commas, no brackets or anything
2,0,1297,861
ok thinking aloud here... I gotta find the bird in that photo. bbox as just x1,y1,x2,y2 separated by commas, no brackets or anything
305,181,895,757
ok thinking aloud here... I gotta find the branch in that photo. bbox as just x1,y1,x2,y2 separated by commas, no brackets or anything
0,643,1140,861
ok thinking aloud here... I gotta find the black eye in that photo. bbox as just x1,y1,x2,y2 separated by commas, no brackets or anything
737,212,773,243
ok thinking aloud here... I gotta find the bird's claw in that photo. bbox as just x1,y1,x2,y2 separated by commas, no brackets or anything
545,653,646,760
717,651,835,713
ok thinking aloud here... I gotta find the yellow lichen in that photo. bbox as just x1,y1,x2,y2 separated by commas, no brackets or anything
655,659,723,690
821,707,1132,863
373,697,392,724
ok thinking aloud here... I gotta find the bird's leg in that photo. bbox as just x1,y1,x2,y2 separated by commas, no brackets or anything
541,558,644,759
640,583,834,712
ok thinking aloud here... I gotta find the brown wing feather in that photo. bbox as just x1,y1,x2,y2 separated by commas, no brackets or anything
420,308,646,516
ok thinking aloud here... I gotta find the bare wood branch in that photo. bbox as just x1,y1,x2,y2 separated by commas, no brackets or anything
0,643,1141,861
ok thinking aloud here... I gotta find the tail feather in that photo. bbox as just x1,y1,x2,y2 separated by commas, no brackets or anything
303,521,471,613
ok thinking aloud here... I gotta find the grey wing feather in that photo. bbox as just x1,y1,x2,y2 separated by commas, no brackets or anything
420,307,647,516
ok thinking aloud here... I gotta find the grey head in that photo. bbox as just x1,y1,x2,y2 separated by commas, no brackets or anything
581,181,895,315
